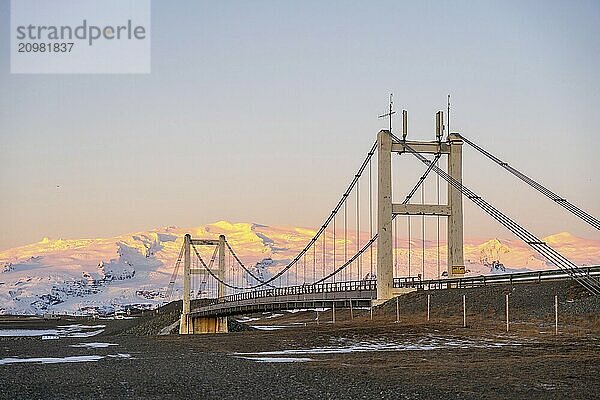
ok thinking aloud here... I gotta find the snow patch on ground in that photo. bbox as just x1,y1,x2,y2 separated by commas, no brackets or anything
0,353,133,365
70,342,118,349
265,313,283,319
250,325,289,331
0,324,105,338
235,336,524,356
235,316,261,323
0,355,104,365
236,356,313,363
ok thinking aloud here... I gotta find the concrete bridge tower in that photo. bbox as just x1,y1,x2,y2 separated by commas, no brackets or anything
376,128,465,304
179,234,228,334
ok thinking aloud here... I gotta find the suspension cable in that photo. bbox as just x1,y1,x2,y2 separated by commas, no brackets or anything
401,151,442,278
457,133,600,231
200,246,218,297
315,148,442,283
167,244,185,300
396,137,600,295
224,240,275,288
187,138,443,291
190,241,257,291
217,142,379,289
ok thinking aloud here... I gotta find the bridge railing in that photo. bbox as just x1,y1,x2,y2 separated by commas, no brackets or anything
211,279,377,305
194,266,599,311
393,265,600,290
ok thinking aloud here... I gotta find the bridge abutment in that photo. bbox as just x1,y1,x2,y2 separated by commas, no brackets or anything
372,289,417,307
179,313,228,334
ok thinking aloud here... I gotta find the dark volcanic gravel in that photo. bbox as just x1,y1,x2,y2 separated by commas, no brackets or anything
0,280,598,400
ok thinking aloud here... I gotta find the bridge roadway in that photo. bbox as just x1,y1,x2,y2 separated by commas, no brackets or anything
189,265,600,318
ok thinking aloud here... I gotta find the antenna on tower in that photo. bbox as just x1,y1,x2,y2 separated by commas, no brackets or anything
378,93,396,133
402,110,408,141
447,94,451,141
436,111,444,143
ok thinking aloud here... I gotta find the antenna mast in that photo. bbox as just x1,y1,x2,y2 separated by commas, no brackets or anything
447,94,451,140
378,93,396,133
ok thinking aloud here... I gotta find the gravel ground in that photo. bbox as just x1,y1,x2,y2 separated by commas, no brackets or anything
0,280,598,400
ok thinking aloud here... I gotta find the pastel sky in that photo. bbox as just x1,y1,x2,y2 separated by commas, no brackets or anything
1,0,599,250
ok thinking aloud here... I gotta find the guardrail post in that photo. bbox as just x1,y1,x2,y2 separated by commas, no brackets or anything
395,296,400,323
332,302,336,324
427,294,431,322
555,294,558,335
462,294,466,328
505,294,509,332
350,299,354,320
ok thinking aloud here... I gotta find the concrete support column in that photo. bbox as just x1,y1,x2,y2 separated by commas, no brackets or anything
447,133,465,276
377,130,393,301
180,233,192,334
218,235,226,298
183,234,191,314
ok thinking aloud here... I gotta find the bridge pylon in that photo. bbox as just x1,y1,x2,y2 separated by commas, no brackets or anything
376,129,465,304
179,234,228,334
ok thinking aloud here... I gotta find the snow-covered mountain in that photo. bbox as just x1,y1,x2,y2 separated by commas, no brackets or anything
1,221,598,315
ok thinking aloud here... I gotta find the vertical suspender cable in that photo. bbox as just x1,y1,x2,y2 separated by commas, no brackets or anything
322,230,326,280
303,253,306,284
422,184,425,279
394,216,398,277
356,180,361,280
408,216,412,276
344,201,348,281
369,157,373,276
313,242,316,283
437,159,441,279
333,216,336,283
191,256,194,301
295,246,298,286
229,247,233,294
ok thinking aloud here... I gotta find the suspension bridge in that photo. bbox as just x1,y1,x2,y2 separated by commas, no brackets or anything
166,113,600,334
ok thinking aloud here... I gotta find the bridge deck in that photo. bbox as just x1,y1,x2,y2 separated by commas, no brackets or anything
189,266,600,317
190,281,376,317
